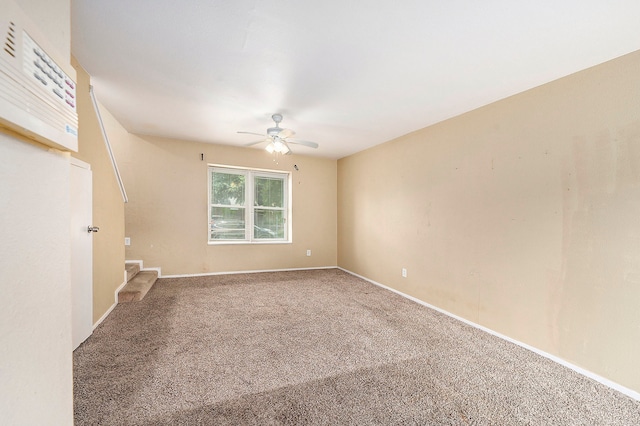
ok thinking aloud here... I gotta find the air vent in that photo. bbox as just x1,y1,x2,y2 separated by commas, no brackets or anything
3,21,16,58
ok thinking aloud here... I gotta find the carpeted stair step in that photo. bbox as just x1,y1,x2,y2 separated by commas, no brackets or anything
118,270,158,303
125,262,140,282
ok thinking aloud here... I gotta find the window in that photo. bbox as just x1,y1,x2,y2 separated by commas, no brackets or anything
209,166,290,243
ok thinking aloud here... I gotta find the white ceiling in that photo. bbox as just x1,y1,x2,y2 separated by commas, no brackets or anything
71,1,640,159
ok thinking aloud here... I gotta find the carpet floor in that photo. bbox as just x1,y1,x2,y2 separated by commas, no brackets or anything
74,269,640,425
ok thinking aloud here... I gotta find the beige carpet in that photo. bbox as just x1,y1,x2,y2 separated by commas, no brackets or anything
74,269,640,425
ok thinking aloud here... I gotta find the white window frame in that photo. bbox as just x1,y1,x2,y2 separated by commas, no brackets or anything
208,165,291,244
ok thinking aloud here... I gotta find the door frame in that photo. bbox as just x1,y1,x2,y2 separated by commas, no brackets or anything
70,157,93,350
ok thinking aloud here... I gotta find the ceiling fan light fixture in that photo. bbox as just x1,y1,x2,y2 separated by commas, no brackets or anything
267,138,290,154
273,139,285,151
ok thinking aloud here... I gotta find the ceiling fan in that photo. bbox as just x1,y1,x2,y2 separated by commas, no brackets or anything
238,114,319,154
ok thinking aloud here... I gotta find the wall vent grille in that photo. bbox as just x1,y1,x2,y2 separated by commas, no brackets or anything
0,0,77,152
3,21,16,58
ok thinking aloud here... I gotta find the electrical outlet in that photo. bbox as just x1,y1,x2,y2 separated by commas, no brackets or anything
124,237,131,246
402,268,407,278
306,249,311,256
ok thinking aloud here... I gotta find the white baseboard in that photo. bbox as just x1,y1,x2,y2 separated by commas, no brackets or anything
126,259,162,277
161,265,337,279
339,267,640,402
143,266,162,276
93,278,128,330
93,260,157,330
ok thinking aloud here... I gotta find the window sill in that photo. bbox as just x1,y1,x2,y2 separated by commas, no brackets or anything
208,240,292,246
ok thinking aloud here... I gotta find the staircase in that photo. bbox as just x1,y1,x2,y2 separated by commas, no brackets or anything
118,262,158,302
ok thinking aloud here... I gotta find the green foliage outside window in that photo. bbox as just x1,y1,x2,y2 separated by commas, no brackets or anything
254,177,283,207
209,167,288,242
211,172,245,205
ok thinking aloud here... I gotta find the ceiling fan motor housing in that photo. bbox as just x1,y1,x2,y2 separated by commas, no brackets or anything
267,113,284,136
271,113,283,124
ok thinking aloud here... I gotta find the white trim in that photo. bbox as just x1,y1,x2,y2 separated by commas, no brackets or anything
93,261,162,329
339,267,640,402
89,85,128,203
208,165,291,243
124,260,162,281
142,267,162,276
161,265,337,279
70,156,90,170
125,259,161,278
207,240,293,246
209,163,289,175
92,278,127,330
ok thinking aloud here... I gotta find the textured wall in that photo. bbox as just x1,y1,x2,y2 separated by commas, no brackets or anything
71,59,126,323
0,1,74,424
17,0,70,60
107,132,337,275
0,135,73,425
338,50,640,393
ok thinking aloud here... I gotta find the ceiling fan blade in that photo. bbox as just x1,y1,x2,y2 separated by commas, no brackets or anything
244,139,268,147
287,139,318,149
278,128,295,138
237,131,266,137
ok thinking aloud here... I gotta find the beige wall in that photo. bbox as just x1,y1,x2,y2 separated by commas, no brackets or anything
71,59,126,323
108,133,337,275
338,50,640,393
0,0,74,424
17,0,70,61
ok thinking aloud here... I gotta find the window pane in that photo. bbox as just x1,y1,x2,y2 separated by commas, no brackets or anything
211,207,245,239
212,172,245,205
254,209,284,239
208,166,288,243
254,177,283,208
